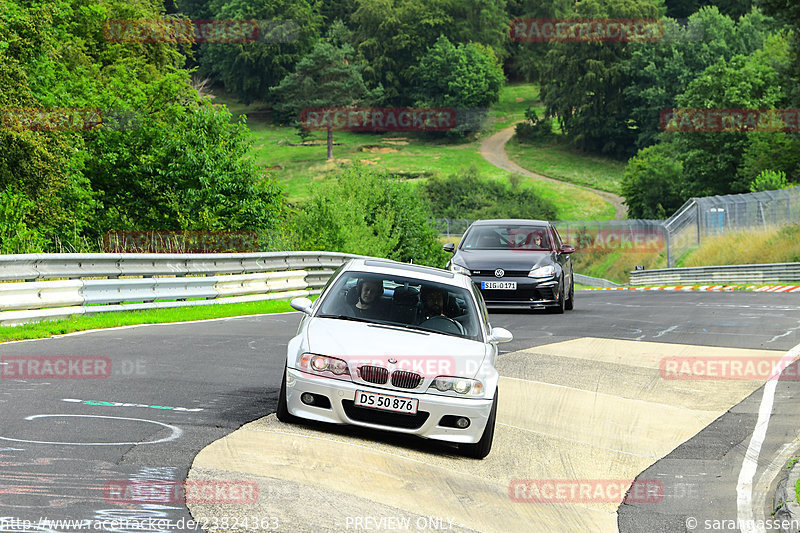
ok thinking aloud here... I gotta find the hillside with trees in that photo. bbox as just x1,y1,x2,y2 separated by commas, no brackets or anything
1,0,797,261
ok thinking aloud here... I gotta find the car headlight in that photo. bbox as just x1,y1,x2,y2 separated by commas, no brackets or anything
300,353,351,377
528,265,555,279
429,376,483,396
450,263,471,275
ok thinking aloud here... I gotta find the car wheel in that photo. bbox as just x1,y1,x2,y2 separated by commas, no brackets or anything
276,366,296,423
564,276,574,311
460,390,498,459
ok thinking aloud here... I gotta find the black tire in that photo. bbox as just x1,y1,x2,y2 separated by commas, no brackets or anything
276,367,297,423
564,275,574,311
549,278,566,314
460,390,498,459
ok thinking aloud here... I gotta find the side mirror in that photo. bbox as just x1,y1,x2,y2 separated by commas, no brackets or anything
443,242,455,253
487,327,513,344
290,297,314,315
559,244,576,254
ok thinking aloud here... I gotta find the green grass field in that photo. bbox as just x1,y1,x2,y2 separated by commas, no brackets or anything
506,137,626,195
214,83,620,220
0,299,297,343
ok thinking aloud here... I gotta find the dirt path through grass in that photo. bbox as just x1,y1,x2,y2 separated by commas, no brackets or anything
479,123,628,220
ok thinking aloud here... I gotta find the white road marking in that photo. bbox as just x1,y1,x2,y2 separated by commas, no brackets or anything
736,341,800,533
654,325,679,338
0,414,183,446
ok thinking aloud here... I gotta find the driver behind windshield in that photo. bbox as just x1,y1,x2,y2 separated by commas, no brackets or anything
419,285,448,322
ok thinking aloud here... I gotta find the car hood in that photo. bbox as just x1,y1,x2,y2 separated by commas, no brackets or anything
305,318,489,378
454,249,554,271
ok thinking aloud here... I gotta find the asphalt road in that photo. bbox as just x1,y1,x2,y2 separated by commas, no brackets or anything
0,291,798,532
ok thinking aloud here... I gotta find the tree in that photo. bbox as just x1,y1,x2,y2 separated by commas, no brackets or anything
671,46,786,196
664,0,755,19
622,7,775,149
197,0,322,105
738,132,800,185
447,0,510,61
760,0,800,106
424,166,557,220
413,36,505,133
749,169,790,192
621,143,684,219
350,0,455,105
84,98,287,235
538,0,665,158
291,164,448,266
271,25,381,160
0,0,288,251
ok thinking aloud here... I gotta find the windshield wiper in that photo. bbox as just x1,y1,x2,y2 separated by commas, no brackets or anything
316,314,374,324
367,323,430,335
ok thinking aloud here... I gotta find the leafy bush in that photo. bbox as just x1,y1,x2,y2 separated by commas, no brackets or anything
515,107,555,142
0,186,47,254
749,170,791,192
424,166,557,220
621,144,684,219
290,165,448,267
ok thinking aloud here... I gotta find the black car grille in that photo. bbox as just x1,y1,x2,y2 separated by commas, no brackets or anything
472,269,530,278
342,400,429,428
391,370,423,389
359,365,389,385
482,286,558,302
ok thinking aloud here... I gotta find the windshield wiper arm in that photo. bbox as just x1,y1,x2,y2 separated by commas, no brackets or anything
316,314,374,324
367,323,430,335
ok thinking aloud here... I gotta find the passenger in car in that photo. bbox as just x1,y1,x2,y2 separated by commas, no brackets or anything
350,278,386,318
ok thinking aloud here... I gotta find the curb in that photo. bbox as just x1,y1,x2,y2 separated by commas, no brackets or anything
773,458,800,532
584,285,800,292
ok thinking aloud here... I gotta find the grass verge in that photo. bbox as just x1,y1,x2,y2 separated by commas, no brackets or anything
0,299,299,343
214,86,616,220
678,225,800,267
506,136,626,195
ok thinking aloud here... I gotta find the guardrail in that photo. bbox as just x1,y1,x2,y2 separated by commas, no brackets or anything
0,252,361,326
629,262,800,286
574,273,621,288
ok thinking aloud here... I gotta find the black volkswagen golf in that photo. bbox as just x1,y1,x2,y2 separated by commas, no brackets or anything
443,219,575,313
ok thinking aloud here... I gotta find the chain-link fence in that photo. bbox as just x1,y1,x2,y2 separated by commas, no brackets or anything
432,186,800,267
663,187,800,266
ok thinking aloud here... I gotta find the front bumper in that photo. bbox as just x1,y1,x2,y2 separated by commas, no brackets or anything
285,367,494,444
473,276,561,308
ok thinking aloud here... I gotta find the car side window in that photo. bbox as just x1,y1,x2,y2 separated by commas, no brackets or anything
551,225,563,249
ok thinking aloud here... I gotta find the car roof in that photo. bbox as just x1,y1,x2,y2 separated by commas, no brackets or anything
343,258,470,288
468,219,551,226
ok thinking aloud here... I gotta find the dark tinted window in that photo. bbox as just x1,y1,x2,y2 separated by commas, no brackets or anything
316,272,481,340
462,225,551,250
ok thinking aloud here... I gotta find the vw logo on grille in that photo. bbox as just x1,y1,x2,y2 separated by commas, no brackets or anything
388,357,397,364
494,269,505,278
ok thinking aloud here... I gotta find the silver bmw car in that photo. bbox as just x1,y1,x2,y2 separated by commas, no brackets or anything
277,258,513,459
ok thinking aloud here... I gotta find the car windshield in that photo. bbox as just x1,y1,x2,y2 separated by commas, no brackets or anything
461,225,551,251
316,272,482,341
